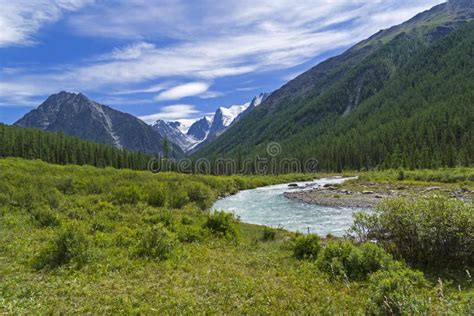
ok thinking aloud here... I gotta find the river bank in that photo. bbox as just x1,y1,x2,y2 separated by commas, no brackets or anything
283,178,473,209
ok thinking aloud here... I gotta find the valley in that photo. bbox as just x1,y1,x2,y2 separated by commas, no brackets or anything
1,0,473,314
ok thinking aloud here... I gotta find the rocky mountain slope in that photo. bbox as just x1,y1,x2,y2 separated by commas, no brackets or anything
15,92,182,157
153,93,268,152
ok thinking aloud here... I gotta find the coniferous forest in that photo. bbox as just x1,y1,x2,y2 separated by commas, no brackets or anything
0,124,153,170
196,21,474,172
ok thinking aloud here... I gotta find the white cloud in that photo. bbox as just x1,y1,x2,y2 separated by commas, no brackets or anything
96,41,156,61
198,91,224,99
112,83,171,95
138,104,200,123
0,0,447,106
155,82,210,101
0,0,92,47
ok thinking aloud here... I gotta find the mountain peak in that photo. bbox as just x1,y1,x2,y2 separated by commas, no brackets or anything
15,92,182,156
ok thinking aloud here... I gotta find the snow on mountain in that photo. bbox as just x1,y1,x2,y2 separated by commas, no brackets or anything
151,93,267,152
218,103,250,127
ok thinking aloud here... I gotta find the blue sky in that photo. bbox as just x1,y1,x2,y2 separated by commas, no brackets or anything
0,0,445,125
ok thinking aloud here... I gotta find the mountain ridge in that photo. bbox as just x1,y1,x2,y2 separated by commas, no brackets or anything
152,93,268,152
15,91,182,157
194,0,474,171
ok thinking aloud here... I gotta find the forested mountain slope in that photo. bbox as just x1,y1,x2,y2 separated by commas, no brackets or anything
195,1,474,171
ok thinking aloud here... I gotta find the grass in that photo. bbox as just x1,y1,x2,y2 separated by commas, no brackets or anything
0,158,472,313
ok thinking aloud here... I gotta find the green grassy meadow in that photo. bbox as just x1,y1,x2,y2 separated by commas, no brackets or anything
0,158,472,313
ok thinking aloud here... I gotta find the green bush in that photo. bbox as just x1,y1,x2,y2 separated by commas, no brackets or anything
316,241,392,281
56,176,76,195
31,207,60,228
366,265,429,315
168,187,189,209
134,225,176,260
181,216,193,225
293,234,321,260
261,227,276,241
146,185,166,207
204,211,238,239
112,185,141,205
186,182,215,210
177,226,204,243
350,195,474,270
35,224,90,269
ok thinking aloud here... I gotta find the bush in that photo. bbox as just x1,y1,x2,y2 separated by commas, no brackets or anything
204,211,238,239
56,176,76,195
181,216,193,225
31,207,60,228
177,226,204,243
293,234,321,260
186,182,215,210
349,196,474,270
35,224,90,269
168,187,189,209
261,227,276,241
366,265,429,315
316,241,392,281
146,185,166,207
112,185,140,205
135,225,176,260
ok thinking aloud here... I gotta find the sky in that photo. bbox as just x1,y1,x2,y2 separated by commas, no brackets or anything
0,0,446,125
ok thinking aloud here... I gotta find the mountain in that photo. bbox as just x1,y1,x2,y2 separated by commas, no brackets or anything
152,119,198,151
15,91,182,157
195,0,474,171
187,116,212,141
153,93,268,152
188,93,269,151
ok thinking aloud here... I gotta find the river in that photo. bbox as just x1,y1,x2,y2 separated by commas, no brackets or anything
212,177,367,236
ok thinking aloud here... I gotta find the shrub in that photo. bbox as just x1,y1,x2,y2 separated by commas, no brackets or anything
112,185,141,205
168,187,189,209
177,226,204,243
181,216,193,225
31,207,60,228
204,211,238,239
316,241,392,281
147,187,166,207
35,224,90,269
293,234,321,260
397,169,405,181
349,196,474,270
186,182,215,210
135,225,176,260
56,176,76,195
261,227,276,241
366,265,429,315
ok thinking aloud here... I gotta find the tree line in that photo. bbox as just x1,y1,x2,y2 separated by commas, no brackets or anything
0,124,153,170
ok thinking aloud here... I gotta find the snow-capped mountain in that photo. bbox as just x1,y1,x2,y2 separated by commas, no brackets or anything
234,92,269,122
152,93,268,152
188,92,269,151
152,120,199,151
187,116,212,141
